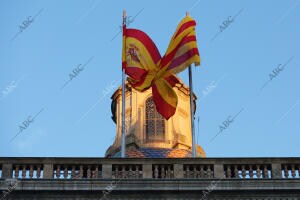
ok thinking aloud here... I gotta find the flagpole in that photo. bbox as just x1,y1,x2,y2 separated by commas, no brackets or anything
121,10,127,158
186,12,197,158
189,65,196,157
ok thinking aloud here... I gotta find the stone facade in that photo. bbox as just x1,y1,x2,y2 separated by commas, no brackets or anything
1,157,300,199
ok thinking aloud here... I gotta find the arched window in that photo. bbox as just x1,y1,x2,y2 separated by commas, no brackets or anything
145,97,165,142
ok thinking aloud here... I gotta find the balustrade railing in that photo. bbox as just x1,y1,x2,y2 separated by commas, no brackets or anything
53,164,102,179
112,164,142,179
13,164,43,179
153,164,174,179
224,164,272,179
184,164,214,178
282,164,300,178
0,158,299,180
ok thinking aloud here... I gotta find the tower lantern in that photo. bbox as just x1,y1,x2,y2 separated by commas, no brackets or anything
105,79,205,158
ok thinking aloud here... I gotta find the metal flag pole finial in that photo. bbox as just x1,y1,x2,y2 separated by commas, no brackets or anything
121,10,127,158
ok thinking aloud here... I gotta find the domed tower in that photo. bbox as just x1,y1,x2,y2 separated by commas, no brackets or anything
105,78,205,158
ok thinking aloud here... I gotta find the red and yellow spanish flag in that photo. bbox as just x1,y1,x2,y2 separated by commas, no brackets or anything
122,23,161,92
122,15,200,119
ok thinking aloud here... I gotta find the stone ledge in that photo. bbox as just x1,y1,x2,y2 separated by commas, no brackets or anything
1,179,300,191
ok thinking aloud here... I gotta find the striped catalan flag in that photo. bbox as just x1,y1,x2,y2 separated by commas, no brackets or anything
160,15,200,73
122,15,200,119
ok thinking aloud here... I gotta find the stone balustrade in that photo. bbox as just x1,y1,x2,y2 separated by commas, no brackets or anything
153,164,174,178
0,157,299,180
224,164,272,179
282,163,300,178
184,164,214,178
112,164,142,179
13,164,43,179
1,158,300,199
53,164,102,179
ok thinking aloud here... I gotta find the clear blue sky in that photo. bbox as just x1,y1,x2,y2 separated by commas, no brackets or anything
1,0,299,157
